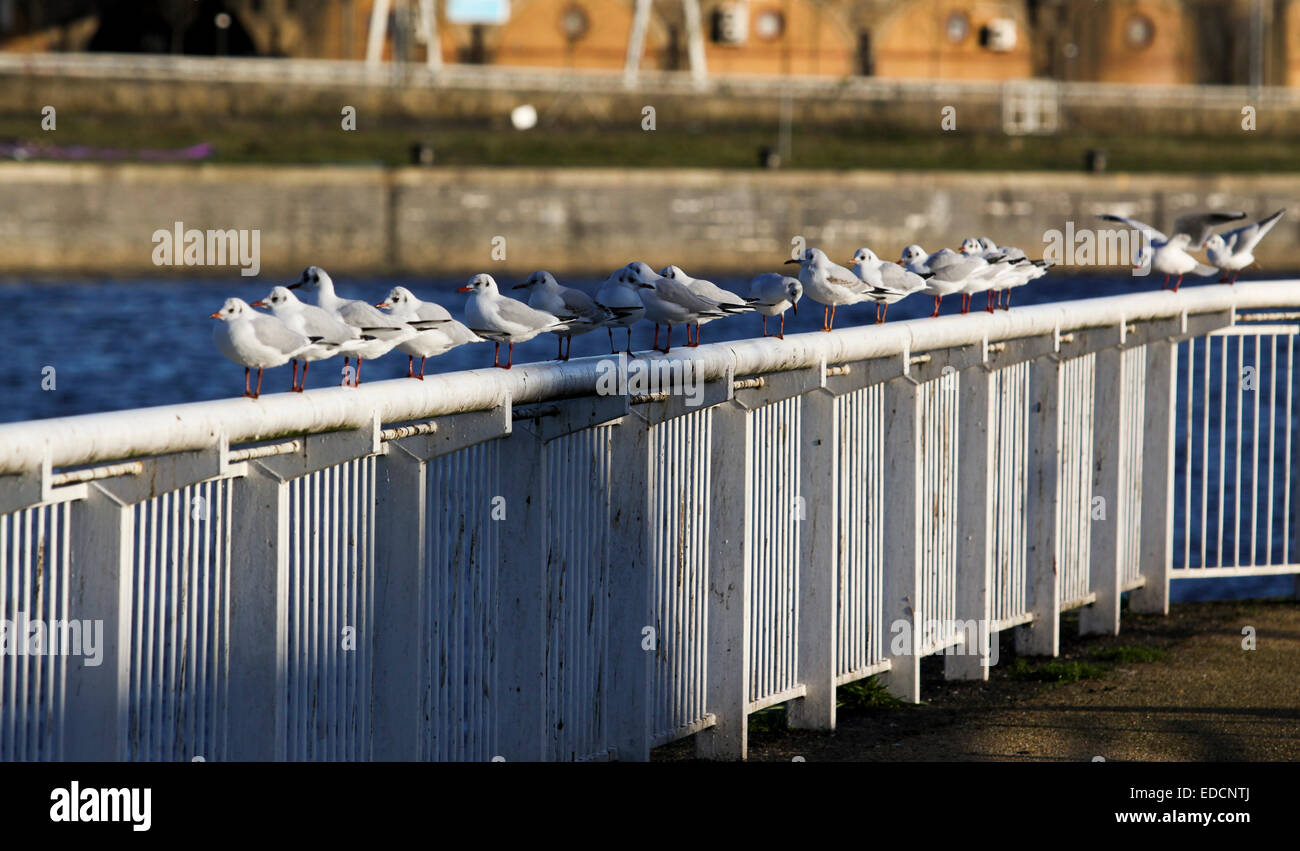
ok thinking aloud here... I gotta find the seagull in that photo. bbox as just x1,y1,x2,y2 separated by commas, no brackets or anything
252,286,368,392
211,297,319,399
850,247,930,323
659,265,751,346
625,261,726,352
594,268,647,355
457,273,568,369
287,265,447,386
512,271,612,360
785,247,876,331
1205,209,1286,284
900,244,993,317
977,238,1050,310
747,273,802,338
376,286,482,379
956,238,1010,314
1098,210,1246,291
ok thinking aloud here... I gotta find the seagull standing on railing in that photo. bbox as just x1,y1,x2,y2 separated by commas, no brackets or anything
512,271,612,361
376,286,482,379
1097,210,1246,291
594,268,647,355
1205,209,1287,284
747,273,802,338
786,247,879,331
458,273,570,369
976,238,1051,311
850,247,929,323
899,244,991,318
625,261,726,352
211,297,320,399
659,265,752,347
956,238,1011,314
287,265,447,386
252,285,369,392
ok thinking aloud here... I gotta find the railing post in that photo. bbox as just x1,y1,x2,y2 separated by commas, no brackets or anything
948,366,994,679
1018,353,1062,656
605,412,654,762
880,376,922,702
371,444,426,760
1132,340,1176,614
494,427,548,761
226,462,290,761
1082,346,1125,635
697,400,752,759
65,484,133,761
788,384,837,729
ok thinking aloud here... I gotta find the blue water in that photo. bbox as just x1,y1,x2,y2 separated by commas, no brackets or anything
1,269,1294,602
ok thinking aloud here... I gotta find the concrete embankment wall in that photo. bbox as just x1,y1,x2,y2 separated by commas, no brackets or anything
1,163,1297,277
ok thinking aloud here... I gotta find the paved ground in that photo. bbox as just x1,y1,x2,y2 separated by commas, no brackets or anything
655,599,1300,761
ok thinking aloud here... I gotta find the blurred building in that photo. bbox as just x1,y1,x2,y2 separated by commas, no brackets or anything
0,0,1290,85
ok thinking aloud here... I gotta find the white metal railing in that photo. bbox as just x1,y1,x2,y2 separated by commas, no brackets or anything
1,283,1298,761
5,52,1300,110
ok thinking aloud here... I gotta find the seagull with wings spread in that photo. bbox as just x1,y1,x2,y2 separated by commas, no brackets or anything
1097,210,1246,291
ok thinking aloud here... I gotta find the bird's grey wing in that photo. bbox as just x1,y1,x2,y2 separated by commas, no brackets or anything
1234,209,1286,253
339,299,400,329
661,278,719,312
251,315,309,354
827,265,869,292
1171,211,1247,248
301,305,357,340
497,296,559,328
415,300,454,322
560,287,610,322
1098,214,1167,243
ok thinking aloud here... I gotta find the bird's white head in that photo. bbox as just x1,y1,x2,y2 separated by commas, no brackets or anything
851,247,879,266
458,273,497,295
254,286,298,310
288,265,331,294
979,237,999,254
659,264,686,280
900,245,927,265
624,261,661,284
959,238,983,255
377,285,415,310
786,277,804,305
210,297,251,321
515,270,557,291
1204,234,1226,253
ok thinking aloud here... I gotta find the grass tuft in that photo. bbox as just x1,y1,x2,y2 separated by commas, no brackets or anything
1092,646,1167,664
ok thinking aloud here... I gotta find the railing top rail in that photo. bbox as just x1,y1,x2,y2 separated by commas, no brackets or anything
1,281,1296,475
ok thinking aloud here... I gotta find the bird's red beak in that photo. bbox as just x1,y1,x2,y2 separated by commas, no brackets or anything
511,283,528,289
375,301,389,308
792,302,798,315
287,283,301,290
456,285,472,293
250,300,266,307
209,311,222,319
896,260,904,266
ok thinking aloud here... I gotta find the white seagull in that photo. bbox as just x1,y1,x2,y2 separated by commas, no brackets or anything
211,297,319,399
1205,209,1286,284
625,261,726,352
376,286,482,379
1097,210,1246,291
287,265,447,386
513,271,612,361
850,247,930,323
900,244,993,317
659,264,751,347
977,238,1051,311
785,247,879,331
747,273,803,338
594,268,647,355
457,273,568,369
252,285,367,392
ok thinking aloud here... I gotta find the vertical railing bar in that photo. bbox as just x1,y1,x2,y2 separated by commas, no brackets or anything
1235,337,1244,567
1266,335,1278,566
1183,341,1193,570
1218,335,1228,564
1201,337,1211,571
1284,335,1294,564
1251,334,1261,565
